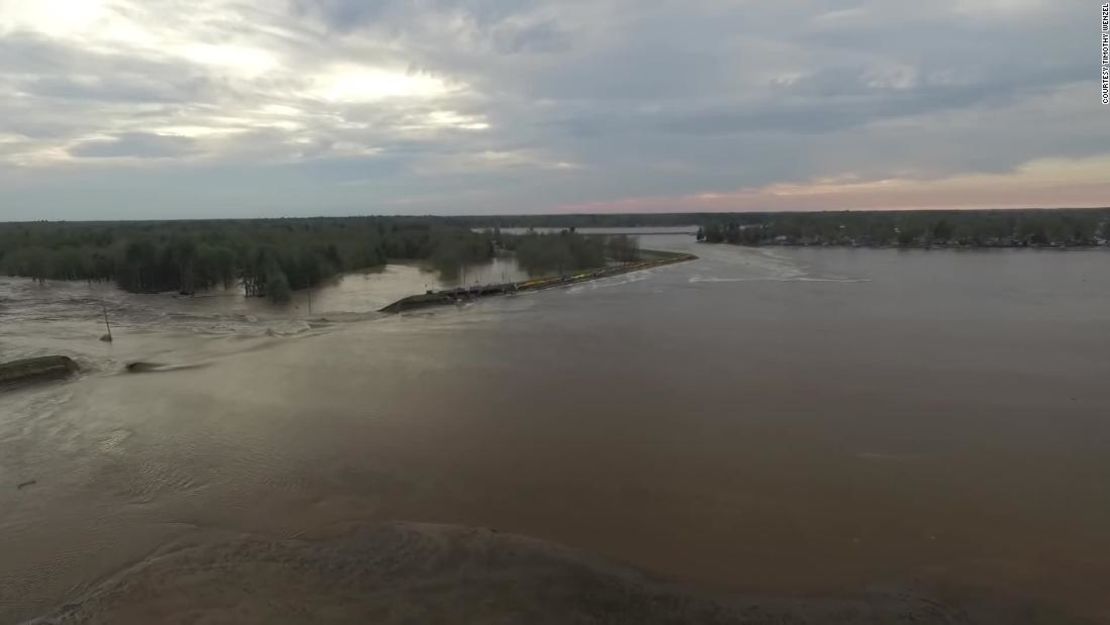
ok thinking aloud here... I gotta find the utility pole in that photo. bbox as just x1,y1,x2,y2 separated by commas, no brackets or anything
100,302,113,343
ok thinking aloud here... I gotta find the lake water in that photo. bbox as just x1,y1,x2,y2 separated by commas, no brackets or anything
2,233,1109,623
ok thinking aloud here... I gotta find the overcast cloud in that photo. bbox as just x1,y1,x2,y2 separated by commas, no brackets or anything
0,0,1105,219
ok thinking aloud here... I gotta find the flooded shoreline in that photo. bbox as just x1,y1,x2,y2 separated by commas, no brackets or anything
3,234,1110,623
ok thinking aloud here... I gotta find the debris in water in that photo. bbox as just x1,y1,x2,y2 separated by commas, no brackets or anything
0,356,78,388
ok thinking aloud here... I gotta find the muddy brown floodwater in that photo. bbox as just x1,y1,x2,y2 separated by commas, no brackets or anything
2,233,1109,624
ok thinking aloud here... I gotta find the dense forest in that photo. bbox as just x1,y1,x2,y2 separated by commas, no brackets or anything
494,229,639,276
0,219,644,301
695,208,1110,248
4,208,1105,302
0,218,494,302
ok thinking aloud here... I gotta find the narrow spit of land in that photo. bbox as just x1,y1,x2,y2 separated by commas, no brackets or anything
380,250,697,313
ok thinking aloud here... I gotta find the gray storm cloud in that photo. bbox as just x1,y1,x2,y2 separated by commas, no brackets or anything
0,0,1103,219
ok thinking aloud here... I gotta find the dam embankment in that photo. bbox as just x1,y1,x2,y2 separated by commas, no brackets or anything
380,251,697,313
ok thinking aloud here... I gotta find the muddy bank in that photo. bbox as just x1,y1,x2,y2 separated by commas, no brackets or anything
0,356,77,388
380,251,696,313
22,522,1087,625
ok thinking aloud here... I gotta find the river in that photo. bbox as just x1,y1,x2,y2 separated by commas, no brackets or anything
2,233,1109,623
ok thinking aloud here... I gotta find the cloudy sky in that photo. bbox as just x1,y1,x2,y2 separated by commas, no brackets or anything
0,0,1105,219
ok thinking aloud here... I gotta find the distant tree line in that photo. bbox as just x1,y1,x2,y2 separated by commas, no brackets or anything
448,214,700,230
12,208,1097,302
696,209,1110,249
0,218,494,302
494,229,640,276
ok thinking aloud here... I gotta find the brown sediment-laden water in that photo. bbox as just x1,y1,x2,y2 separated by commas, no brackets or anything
2,232,1109,624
